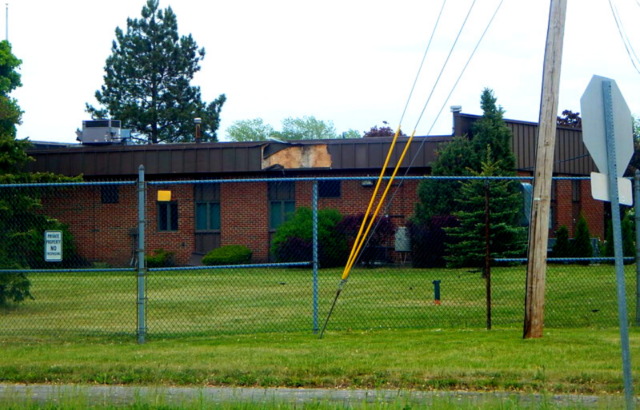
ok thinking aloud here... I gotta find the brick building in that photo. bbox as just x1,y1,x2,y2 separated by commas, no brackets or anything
26,112,603,266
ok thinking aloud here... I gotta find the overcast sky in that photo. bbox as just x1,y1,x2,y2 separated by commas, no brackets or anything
8,0,640,143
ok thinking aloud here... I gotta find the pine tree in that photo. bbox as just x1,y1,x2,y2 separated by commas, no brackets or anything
470,88,517,174
445,150,527,268
414,136,475,224
86,0,226,144
414,88,518,225
552,226,571,258
572,213,593,260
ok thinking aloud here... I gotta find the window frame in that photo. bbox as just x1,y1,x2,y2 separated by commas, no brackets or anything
158,201,179,232
195,201,221,232
318,180,341,198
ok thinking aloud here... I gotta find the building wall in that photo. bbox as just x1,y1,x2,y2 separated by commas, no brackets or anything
38,172,606,267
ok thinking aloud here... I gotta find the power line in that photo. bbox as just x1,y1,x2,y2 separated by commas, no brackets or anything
608,0,640,75
381,0,505,217
398,0,448,127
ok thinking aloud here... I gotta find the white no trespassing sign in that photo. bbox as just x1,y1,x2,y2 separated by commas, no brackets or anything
44,230,63,262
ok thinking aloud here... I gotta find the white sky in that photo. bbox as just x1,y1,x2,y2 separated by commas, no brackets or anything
9,0,640,143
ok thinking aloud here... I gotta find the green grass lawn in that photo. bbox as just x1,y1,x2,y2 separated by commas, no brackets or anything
0,264,636,339
0,328,638,395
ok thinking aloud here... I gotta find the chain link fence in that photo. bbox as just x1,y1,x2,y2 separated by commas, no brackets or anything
0,173,637,341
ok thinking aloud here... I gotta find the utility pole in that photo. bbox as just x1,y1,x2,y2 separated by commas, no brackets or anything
523,0,567,339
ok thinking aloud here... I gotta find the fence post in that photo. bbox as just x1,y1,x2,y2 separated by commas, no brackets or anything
312,181,319,333
635,170,640,326
137,165,147,344
484,178,491,330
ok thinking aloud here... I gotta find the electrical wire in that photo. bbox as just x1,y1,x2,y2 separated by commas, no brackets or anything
397,0,448,127
375,0,505,238
608,0,640,75
319,0,486,339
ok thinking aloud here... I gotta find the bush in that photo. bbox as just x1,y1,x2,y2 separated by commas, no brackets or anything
552,225,571,258
408,215,459,268
337,213,396,266
145,249,175,268
202,245,252,266
271,208,348,268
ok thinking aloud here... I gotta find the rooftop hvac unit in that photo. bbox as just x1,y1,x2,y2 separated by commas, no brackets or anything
76,120,131,145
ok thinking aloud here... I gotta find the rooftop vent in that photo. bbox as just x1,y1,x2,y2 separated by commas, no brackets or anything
76,120,131,145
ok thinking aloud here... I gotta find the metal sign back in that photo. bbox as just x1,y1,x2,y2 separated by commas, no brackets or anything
580,75,633,177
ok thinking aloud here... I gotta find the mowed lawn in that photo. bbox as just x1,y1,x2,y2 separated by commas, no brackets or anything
0,264,636,339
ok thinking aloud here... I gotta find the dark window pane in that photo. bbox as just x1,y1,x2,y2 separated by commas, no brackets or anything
210,203,221,230
319,180,341,198
284,201,295,222
170,203,179,230
270,201,282,229
158,203,168,231
196,203,208,230
101,185,119,204
572,180,580,202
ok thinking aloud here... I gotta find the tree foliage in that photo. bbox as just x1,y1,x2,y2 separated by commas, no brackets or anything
415,89,517,225
470,89,517,174
556,110,582,128
552,225,571,258
445,152,526,268
225,116,350,142
271,207,348,268
363,123,407,138
572,213,593,259
275,116,338,140
0,41,81,306
225,118,274,142
86,0,226,144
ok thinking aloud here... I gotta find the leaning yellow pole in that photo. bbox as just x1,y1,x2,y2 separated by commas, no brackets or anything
343,130,417,279
341,126,403,278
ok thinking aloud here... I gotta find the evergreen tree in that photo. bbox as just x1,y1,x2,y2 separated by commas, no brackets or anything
86,0,226,144
0,41,81,305
603,211,635,259
414,136,475,224
414,89,518,225
552,225,571,258
445,150,527,268
622,213,635,258
470,88,517,175
572,213,593,259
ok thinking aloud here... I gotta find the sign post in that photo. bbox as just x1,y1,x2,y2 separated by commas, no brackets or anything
581,75,634,409
44,230,63,263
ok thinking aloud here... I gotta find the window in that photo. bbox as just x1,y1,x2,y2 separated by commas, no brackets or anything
101,185,119,204
196,202,220,231
572,180,581,202
158,202,178,231
319,180,341,198
269,181,295,230
195,184,220,231
270,200,295,229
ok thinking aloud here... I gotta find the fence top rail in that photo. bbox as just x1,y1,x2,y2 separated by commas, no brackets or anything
0,268,136,273
148,261,312,272
0,181,136,188
147,176,549,185
495,257,635,263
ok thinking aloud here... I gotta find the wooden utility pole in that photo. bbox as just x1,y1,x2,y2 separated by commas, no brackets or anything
523,0,568,339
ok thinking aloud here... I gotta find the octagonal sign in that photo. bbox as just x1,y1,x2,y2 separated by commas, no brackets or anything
580,75,633,177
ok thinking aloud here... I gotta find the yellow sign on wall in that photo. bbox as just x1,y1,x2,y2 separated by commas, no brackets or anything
157,190,172,202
